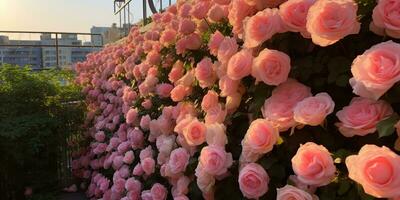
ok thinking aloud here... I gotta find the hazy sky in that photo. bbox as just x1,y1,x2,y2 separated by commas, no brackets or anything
0,0,172,40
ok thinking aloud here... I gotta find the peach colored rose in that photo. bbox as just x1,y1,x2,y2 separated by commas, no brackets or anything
195,57,217,88
201,90,219,112
243,8,284,48
208,5,229,22
227,49,254,80
205,103,227,124
346,145,400,198
156,83,174,98
228,0,257,36
183,118,207,146
208,31,225,56
160,29,177,47
277,185,316,200
335,97,393,137
226,92,242,113
306,0,360,46
291,142,336,186
169,61,185,83
191,1,211,19
198,145,233,176
219,75,240,97
185,33,202,50
252,48,291,85
171,85,191,102
205,123,228,147
261,79,312,131
350,41,400,100
178,18,196,35
370,0,400,38
238,163,270,199
279,0,316,38
293,92,335,126
217,37,238,64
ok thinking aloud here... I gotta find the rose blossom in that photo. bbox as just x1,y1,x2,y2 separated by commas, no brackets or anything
201,90,219,112
198,145,233,176
170,85,191,102
217,37,238,64
261,79,312,131
178,18,196,35
350,41,400,100
195,57,217,88
346,144,400,198
156,83,174,98
205,123,228,147
205,103,227,124
279,0,316,38
227,49,254,80
291,142,336,186
306,0,360,47
293,92,335,126
276,185,316,200
238,163,270,199
151,183,167,200
208,4,228,22
252,48,291,85
166,148,190,175
370,0,400,39
226,92,242,113
219,76,240,97
208,31,225,56
141,157,155,175
228,0,256,35
243,8,284,48
169,61,185,83
335,97,393,137
160,29,177,47
183,118,207,146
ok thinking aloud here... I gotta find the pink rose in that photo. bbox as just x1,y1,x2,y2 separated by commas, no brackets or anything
195,57,217,88
208,5,229,22
201,90,219,112
123,150,135,164
141,157,155,175
183,118,207,146
185,33,202,50
160,29,177,47
238,163,270,199
156,83,174,98
346,145,400,198
178,18,196,35
370,0,400,38
228,0,256,35
205,123,228,147
241,119,279,162
335,97,393,137
261,79,312,131
227,49,254,80
219,75,240,97
291,142,336,186
178,3,192,18
217,37,238,64
276,185,315,200
95,131,105,142
243,8,284,48
126,108,138,124
350,41,400,100
199,145,233,176
252,48,291,85
306,0,360,46
208,31,225,56
171,85,191,102
191,1,211,19
167,148,190,176
293,92,335,126
205,103,227,124
151,183,168,200
169,61,185,83
279,0,316,38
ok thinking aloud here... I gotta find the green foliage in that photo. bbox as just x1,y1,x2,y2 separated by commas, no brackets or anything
377,114,400,138
0,65,85,199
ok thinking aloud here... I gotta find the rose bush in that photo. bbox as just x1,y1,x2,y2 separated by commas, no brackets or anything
72,0,400,199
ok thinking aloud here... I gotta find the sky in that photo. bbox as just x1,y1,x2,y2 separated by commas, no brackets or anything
0,0,172,40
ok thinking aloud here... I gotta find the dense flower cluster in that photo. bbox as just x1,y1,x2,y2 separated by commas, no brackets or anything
73,0,400,199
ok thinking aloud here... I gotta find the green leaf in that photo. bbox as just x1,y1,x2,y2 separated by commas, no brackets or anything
337,180,351,196
377,114,400,138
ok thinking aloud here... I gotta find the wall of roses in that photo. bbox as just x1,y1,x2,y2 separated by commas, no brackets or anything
72,0,400,199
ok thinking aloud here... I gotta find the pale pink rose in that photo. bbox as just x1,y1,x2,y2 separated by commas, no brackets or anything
238,163,270,199
151,183,167,200
95,131,105,142
205,123,228,147
219,75,240,97
171,85,191,102
126,108,138,124
226,92,242,113
227,49,254,80
228,0,257,35
205,104,227,124
208,31,225,56
125,177,141,194
195,57,217,88
167,148,190,175
208,5,229,22
169,61,185,83
176,69,195,87
160,29,177,47
293,92,335,126
241,119,279,162
199,145,233,175
243,8,284,48
252,48,291,85
195,170,215,195
370,0,400,38
346,144,400,198
141,157,156,175
217,37,238,64
113,156,124,170
335,97,393,137
178,18,196,35
141,190,152,200
123,150,135,164
261,79,312,131
172,176,190,197
191,1,211,19
306,0,360,47
276,185,316,200
132,164,144,176
141,99,152,109
156,83,174,98
279,0,316,38
292,142,336,186
350,41,400,100
201,90,219,112
183,118,207,146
